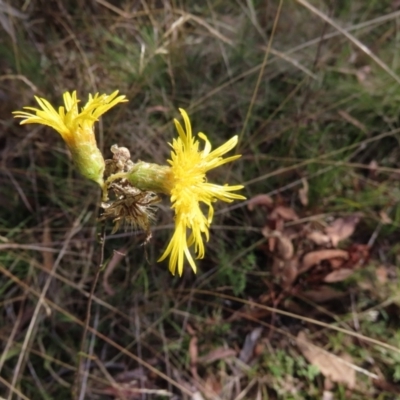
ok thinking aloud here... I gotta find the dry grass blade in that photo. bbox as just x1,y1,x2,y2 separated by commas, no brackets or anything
0,265,194,397
295,0,400,85
187,290,400,355
8,212,87,400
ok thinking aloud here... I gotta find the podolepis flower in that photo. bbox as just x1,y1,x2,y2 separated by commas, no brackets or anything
13,91,127,186
158,109,245,276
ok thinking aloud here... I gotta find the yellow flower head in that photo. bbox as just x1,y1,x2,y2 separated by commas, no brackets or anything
158,108,245,276
13,91,127,186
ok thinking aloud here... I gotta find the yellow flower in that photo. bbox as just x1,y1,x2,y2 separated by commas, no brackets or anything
13,91,127,186
158,108,245,276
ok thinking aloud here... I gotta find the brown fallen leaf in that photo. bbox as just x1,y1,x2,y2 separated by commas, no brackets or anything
299,249,349,274
375,265,388,284
298,178,309,206
307,230,331,246
247,194,274,210
204,375,222,398
198,347,236,364
301,286,345,303
379,211,392,224
261,226,277,252
324,268,354,283
276,234,294,260
270,205,299,221
368,160,378,178
281,258,298,289
325,215,361,247
239,327,263,363
296,331,356,389
329,257,346,269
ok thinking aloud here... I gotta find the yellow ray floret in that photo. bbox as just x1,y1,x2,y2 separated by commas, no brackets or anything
158,108,245,276
13,91,127,185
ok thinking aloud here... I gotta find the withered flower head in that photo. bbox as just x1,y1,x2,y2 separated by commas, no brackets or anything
100,146,160,242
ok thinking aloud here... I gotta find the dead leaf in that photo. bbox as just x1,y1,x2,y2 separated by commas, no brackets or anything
204,375,222,398
296,331,356,389
307,230,331,246
239,327,263,363
372,378,400,395
329,257,346,269
272,257,284,276
270,206,299,221
299,249,349,274
379,211,392,224
247,194,274,210
276,235,294,260
356,65,372,88
261,226,272,238
261,226,277,252
324,268,354,283
347,244,370,268
322,391,334,400
281,258,298,289
298,178,309,206
325,215,361,247
368,160,378,178
198,348,236,364
375,265,388,284
301,286,345,303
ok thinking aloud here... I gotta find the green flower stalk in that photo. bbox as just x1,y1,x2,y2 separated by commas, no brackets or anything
13,91,127,186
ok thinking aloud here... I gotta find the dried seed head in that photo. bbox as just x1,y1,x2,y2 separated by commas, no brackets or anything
100,181,160,243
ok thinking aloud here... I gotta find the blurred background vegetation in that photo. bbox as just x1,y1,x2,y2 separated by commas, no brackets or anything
1,0,400,399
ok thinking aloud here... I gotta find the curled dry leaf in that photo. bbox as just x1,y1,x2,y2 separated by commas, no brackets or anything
261,226,277,252
368,160,378,178
281,258,299,289
272,257,284,277
198,347,236,365
307,230,331,246
204,375,222,399
379,211,392,224
272,257,298,289
296,331,356,389
301,286,345,303
270,205,299,221
325,215,361,247
277,234,294,260
298,178,309,206
261,228,294,260
239,327,263,363
375,265,388,284
324,268,354,283
299,249,349,274
247,194,274,210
